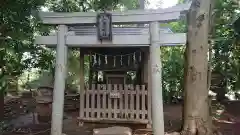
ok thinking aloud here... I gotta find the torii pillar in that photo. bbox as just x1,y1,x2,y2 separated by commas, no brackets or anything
51,25,68,135
149,21,164,135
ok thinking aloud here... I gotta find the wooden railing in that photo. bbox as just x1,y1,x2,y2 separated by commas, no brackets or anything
79,84,151,124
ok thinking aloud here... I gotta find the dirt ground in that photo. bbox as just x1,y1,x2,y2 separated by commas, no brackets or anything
2,95,240,135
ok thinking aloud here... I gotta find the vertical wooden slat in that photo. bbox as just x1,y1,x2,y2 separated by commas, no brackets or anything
119,84,123,119
97,84,101,118
85,85,90,118
130,84,134,119
124,85,128,119
141,85,146,120
102,84,107,118
107,84,112,119
91,84,95,118
79,90,85,118
113,84,118,118
136,85,140,120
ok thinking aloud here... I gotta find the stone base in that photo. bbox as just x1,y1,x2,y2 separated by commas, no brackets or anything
93,126,132,135
37,114,51,123
36,103,52,123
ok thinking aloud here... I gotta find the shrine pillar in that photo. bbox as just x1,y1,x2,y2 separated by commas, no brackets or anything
51,25,68,135
143,49,149,84
149,21,164,135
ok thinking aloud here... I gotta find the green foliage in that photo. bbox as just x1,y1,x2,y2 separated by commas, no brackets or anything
161,0,240,102
162,47,185,103
2,0,240,104
0,0,46,92
44,0,139,12
161,19,186,103
212,0,240,93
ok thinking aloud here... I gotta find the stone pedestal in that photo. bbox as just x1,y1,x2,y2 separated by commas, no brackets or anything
35,96,52,123
93,126,132,135
35,86,53,123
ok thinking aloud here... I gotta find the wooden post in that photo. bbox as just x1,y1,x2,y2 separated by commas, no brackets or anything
139,0,144,9
138,0,145,28
89,54,93,85
51,25,68,135
147,49,152,128
95,71,98,83
79,50,84,120
137,67,142,84
149,21,164,135
143,50,149,84
139,0,145,85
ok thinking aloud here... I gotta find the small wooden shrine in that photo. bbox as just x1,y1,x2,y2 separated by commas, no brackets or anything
35,2,191,135
79,47,150,124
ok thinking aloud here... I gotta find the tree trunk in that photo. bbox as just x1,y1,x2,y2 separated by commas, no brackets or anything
167,1,213,135
181,0,212,135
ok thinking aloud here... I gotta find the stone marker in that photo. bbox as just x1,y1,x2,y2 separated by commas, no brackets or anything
93,126,132,135
35,86,53,123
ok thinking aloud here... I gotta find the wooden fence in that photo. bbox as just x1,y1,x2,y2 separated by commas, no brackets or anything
79,84,151,124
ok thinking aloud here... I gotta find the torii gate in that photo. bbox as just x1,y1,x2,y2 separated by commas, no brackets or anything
35,2,191,135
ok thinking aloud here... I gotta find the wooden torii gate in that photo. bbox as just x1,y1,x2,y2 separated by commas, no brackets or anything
35,2,191,135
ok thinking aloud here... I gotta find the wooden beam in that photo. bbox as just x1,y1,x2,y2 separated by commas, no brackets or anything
35,33,186,47
39,3,191,25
